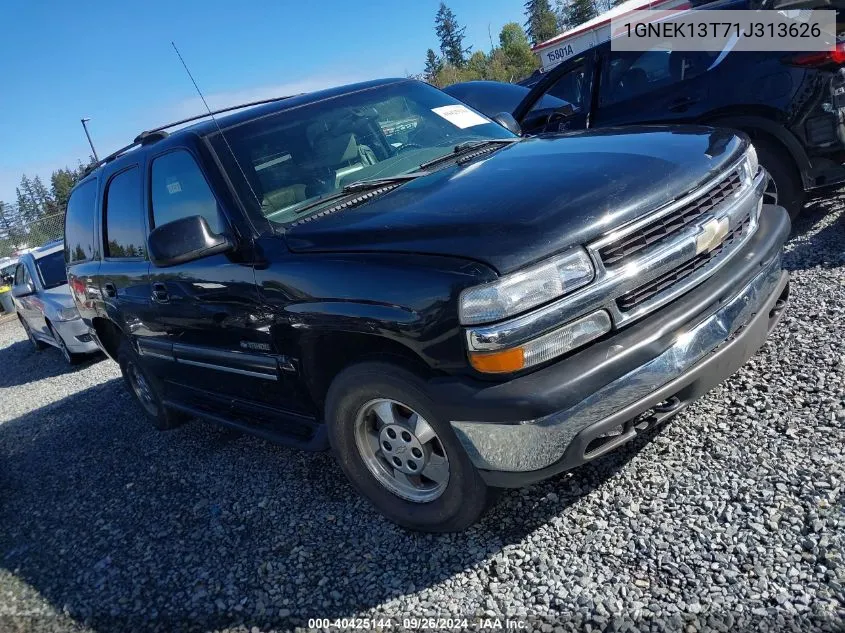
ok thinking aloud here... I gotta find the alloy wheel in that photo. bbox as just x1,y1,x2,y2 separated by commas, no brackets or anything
126,361,158,416
353,398,450,503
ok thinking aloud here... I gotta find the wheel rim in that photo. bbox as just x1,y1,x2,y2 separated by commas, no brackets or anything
353,398,450,503
763,174,778,206
127,362,158,416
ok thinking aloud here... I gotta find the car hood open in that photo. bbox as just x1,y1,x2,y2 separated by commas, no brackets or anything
284,126,746,274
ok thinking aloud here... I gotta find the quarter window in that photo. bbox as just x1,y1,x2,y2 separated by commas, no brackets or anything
104,167,146,259
64,179,98,263
150,150,224,233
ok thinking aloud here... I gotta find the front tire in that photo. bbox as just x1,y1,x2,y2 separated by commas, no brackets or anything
19,316,47,351
325,362,495,532
48,323,82,366
118,339,186,431
752,137,803,221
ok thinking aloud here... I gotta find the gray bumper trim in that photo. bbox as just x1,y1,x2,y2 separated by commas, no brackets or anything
451,251,786,473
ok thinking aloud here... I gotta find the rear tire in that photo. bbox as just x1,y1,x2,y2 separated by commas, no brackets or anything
118,339,186,431
751,137,804,221
19,316,47,351
325,362,495,532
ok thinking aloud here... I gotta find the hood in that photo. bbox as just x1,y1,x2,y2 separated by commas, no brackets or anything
285,126,746,274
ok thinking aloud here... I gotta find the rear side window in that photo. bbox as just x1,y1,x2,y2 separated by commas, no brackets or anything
64,180,98,263
35,250,68,288
600,48,718,107
150,150,224,233
104,167,146,259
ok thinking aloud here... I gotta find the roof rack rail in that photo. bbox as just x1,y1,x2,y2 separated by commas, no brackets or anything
82,93,298,176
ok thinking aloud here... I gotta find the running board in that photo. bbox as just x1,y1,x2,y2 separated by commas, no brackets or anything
162,400,329,451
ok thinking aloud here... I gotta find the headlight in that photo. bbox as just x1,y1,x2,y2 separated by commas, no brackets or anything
742,145,759,185
459,249,594,325
58,306,80,321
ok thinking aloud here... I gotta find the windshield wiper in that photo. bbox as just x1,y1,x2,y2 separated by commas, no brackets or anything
289,172,426,216
419,138,519,170
341,172,427,192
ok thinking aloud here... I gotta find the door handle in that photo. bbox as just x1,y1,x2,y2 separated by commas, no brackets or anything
667,96,701,113
103,282,116,298
152,282,169,303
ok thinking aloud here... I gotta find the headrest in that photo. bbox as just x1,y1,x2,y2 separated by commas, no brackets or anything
314,132,359,166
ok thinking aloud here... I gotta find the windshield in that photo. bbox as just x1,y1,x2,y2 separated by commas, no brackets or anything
35,250,67,289
209,80,515,224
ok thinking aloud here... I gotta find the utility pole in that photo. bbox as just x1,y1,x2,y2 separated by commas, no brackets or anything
80,118,100,162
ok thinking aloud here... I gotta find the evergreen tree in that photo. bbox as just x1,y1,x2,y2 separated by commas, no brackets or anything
423,49,443,83
0,201,25,256
561,0,597,29
31,175,56,216
435,3,471,68
16,176,38,222
524,0,559,45
50,168,79,214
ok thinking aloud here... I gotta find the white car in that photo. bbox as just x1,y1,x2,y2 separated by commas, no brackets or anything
11,241,99,364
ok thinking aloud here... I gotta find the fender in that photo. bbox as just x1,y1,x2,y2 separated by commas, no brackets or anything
703,114,811,187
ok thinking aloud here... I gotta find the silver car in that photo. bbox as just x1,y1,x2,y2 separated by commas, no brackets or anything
11,241,99,364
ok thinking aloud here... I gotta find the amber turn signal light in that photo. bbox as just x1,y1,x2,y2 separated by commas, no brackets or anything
468,347,525,373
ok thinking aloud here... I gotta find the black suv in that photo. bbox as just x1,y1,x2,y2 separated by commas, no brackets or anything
65,79,789,531
445,0,845,219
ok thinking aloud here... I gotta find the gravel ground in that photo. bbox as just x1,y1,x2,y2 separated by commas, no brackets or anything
0,199,843,633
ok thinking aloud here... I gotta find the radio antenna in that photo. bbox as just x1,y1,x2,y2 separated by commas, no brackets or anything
170,41,262,209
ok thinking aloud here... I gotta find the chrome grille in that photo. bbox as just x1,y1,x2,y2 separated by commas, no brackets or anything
616,213,752,312
598,169,743,267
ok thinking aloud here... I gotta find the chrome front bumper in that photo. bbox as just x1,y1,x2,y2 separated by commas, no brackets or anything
451,250,788,476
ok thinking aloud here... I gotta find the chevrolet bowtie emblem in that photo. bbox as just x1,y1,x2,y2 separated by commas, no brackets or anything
695,217,730,255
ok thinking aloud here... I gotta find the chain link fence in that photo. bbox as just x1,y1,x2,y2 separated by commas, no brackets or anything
0,205,65,260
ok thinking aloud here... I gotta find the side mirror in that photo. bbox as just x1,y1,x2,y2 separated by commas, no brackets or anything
492,112,521,136
12,281,35,298
148,215,233,268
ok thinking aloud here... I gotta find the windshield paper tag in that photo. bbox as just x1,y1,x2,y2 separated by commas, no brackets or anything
431,105,488,129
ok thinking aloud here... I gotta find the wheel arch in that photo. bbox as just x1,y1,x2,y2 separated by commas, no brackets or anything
300,331,437,416
701,112,810,189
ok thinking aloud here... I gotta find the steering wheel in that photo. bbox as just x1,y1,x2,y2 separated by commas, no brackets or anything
542,110,571,134
396,143,424,154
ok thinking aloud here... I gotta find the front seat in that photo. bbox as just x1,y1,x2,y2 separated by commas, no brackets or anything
311,131,368,187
